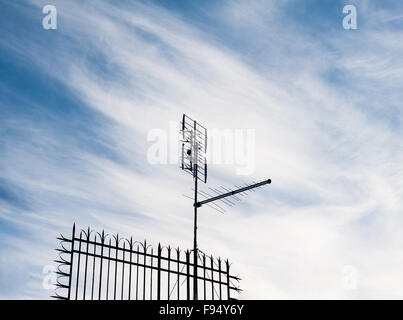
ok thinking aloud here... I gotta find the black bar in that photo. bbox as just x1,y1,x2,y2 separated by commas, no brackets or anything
177,249,180,300
186,250,190,300
196,179,271,207
143,241,147,300
121,242,125,300
203,254,206,300
72,238,222,272
67,224,75,300
193,152,198,300
106,239,111,300
157,244,161,300
150,248,153,300
114,236,118,300
136,245,139,300
91,233,96,300
83,229,90,300
226,260,231,300
70,248,234,287
210,255,214,301
167,247,171,300
128,240,133,300
98,232,104,300
74,231,82,300
218,259,222,300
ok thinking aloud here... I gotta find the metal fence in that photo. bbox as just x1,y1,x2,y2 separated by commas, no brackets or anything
53,224,241,300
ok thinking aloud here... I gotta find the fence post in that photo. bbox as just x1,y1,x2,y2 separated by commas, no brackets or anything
98,231,104,300
150,248,153,300
143,240,147,300
177,248,180,300
210,255,214,300
186,250,190,300
128,238,133,300
167,246,171,300
75,231,82,300
203,254,206,300
157,244,161,300
218,258,222,300
121,241,126,300
226,259,230,300
67,223,75,300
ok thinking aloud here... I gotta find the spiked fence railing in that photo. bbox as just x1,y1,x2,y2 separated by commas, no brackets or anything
53,224,241,300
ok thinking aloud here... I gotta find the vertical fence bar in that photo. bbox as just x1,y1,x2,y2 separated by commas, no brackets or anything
83,228,90,300
136,245,139,300
210,255,214,300
106,239,111,300
218,258,222,300
203,254,206,300
98,232,104,300
143,241,147,300
150,248,153,300
167,246,171,301
114,235,119,300
67,224,75,300
91,233,97,300
128,239,133,300
226,260,231,300
121,241,126,300
157,244,161,300
186,250,190,300
74,230,82,300
177,249,180,300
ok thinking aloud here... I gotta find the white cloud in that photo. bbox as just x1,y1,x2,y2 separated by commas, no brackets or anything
1,0,403,299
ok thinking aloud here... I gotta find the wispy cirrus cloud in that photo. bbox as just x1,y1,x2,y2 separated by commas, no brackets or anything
1,0,403,299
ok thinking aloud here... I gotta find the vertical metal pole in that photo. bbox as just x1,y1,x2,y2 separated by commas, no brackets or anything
186,250,190,300
210,255,214,300
177,249,180,300
218,258,222,300
136,245,139,300
150,248,153,300
98,232,104,300
167,247,171,300
193,119,199,301
157,244,161,300
128,240,133,300
114,236,118,300
193,163,198,301
121,242,125,300
203,254,206,300
226,260,231,300
91,233,96,300
75,231,82,300
106,239,111,300
143,241,147,300
67,224,75,300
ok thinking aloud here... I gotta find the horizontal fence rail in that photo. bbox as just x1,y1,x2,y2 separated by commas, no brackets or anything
53,224,241,300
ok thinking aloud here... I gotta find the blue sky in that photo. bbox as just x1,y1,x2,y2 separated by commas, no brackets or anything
1,0,403,299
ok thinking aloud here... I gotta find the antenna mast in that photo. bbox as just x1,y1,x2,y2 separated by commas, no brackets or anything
179,114,271,300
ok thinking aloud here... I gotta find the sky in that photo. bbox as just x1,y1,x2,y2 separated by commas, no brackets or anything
1,0,403,299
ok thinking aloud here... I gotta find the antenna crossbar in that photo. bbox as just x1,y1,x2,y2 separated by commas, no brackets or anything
195,179,271,208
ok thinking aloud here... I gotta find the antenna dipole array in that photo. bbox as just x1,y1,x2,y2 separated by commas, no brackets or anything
180,114,207,183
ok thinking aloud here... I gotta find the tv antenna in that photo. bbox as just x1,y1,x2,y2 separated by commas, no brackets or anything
179,114,271,300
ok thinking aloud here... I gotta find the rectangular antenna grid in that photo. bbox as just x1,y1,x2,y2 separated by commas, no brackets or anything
180,114,207,183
